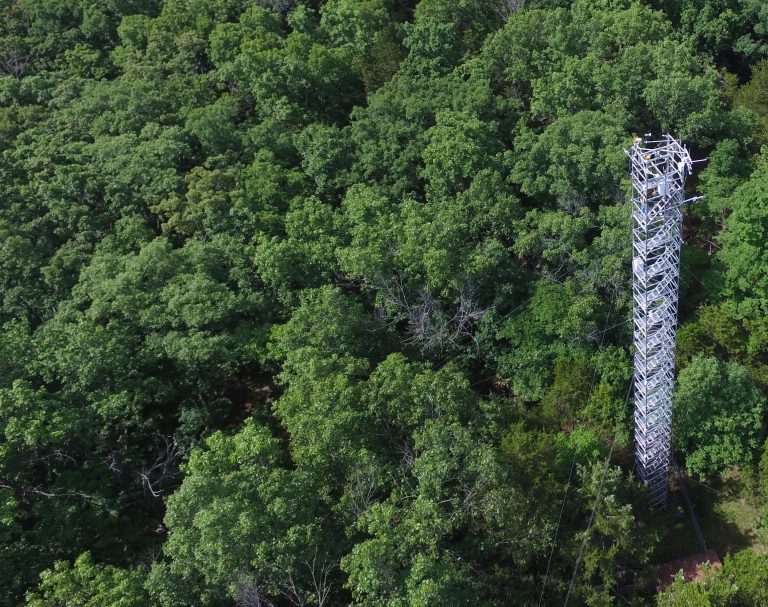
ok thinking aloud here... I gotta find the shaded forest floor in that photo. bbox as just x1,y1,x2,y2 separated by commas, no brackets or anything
653,470,766,569
690,472,767,556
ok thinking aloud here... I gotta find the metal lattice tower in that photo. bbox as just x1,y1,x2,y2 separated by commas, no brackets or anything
627,134,697,509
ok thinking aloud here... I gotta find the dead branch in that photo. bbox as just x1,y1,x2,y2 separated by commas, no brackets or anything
138,436,179,498
373,275,488,352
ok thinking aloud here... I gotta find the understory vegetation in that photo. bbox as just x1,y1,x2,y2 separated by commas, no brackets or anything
2,0,768,605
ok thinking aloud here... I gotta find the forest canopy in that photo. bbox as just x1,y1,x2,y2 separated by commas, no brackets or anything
2,0,768,606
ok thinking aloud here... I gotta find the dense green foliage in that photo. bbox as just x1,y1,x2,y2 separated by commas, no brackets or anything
674,355,765,478
658,550,768,607
2,0,768,605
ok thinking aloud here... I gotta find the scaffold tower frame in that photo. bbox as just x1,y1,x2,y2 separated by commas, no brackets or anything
627,134,697,509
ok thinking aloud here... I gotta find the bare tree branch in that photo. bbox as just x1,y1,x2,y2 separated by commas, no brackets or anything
493,0,525,21
235,574,276,607
281,572,305,607
0,477,96,504
372,275,488,352
307,552,336,607
0,51,33,77
256,0,295,14
347,462,381,518
138,436,179,498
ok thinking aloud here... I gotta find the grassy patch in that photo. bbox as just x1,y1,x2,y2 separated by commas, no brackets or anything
648,468,766,569
684,470,766,557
